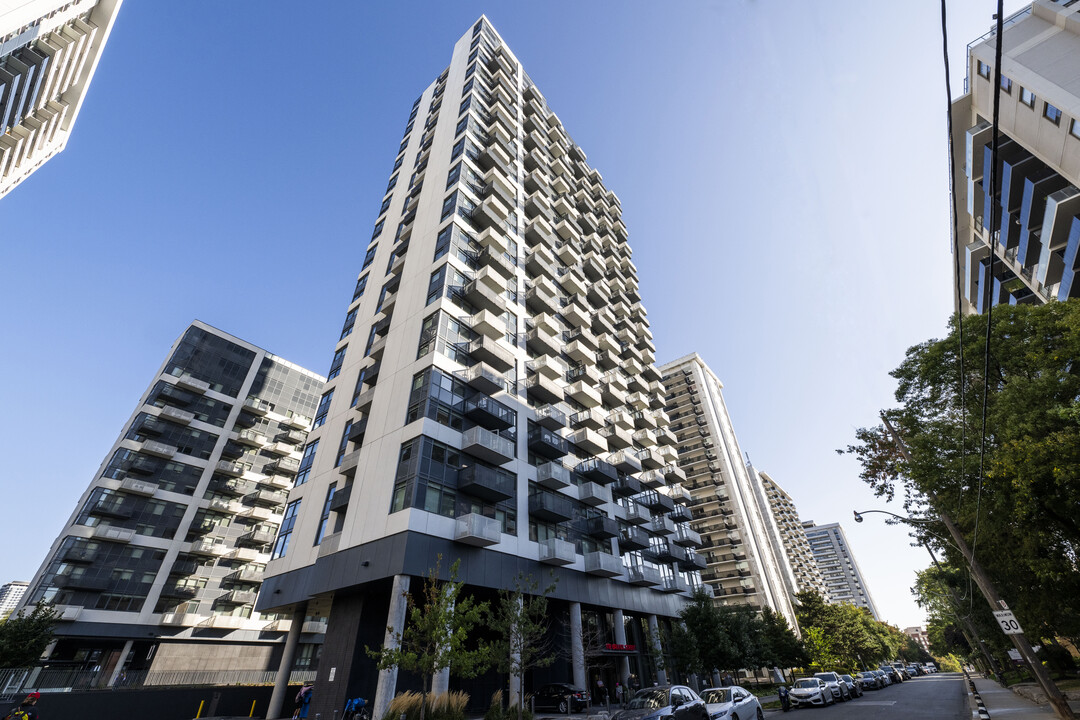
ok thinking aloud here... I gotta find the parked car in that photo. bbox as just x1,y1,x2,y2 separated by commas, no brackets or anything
855,671,881,690
534,683,589,712
925,662,938,673
840,674,863,697
789,678,833,708
613,685,709,720
880,665,903,683
813,671,850,701
699,686,763,720
872,670,891,687
905,665,921,677
891,663,911,680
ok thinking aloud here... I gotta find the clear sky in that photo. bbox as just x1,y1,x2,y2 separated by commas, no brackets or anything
0,0,1026,630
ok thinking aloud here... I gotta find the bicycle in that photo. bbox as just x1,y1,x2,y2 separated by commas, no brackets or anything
343,697,369,720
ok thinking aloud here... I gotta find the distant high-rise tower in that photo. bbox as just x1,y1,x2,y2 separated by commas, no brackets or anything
953,1,1080,311
658,354,800,631
0,581,28,618
0,0,122,199
753,468,826,600
258,17,693,720
21,321,325,687
801,521,879,619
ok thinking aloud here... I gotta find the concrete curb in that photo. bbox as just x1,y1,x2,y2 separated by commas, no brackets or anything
965,672,990,719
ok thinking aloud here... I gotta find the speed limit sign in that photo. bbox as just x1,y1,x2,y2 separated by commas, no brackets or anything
994,610,1024,635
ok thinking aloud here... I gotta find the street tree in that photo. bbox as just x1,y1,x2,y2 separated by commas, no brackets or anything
368,556,489,720
758,607,807,672
0,603,58,668
842,302,1080,644
487,573,557,720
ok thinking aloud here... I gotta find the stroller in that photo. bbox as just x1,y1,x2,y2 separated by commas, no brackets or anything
343,697,369,720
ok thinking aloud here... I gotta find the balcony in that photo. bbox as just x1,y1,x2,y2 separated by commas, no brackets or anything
529,491,573,523
225,566,264,584
90,499,133,519
679,550,708,572
570,408,604,430
464,395,515,431
471,309,506,341
584,552,623,578
461,426,515,465
469,336,515,372
280,413,312,431
348,417,369,443
575,458,618,485
618,525,650,551
623,501,650,525
568,427,606,455
661,575,691,594
646,516,676,536
247,488,288,507
566,381,602,408
141,440,177,458
463,362,506,395
610,474,642,497
158,406,195,425
669,504,693,524
216,460,246,477
329,484,352,512
458,463,515,502
525,374,563,404
535,405,566,430
539,537,576,566
577,515,619,539
636,448,663,470
244,397,272,415
528,425,569,459
120,478,158,496
235,429,268,447
599,424,633,449
455,512,502,547
267,456,301,475
662,464,688,483
628,565,662,586
637,490,676,514
674,524,703,548
464,279,507,314
218,589,258,606
536,461,571,490
215,477,253,496
577,481,610,507
190,539,228,556
237,529,276,547
528,355,565,380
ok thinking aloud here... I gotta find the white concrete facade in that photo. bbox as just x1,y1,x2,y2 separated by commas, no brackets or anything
755,470,826,599
0,0,122,199
657,354,800,631
0,580,28,617
801,521,879,619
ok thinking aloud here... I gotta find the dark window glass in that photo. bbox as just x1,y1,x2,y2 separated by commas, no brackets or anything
313,391,334,428
271,500,302,559
1045,102,1063,125
427,265,447,306
335,421,353,467
387,174,398,192
340,308,358,340
165,327,256,397
379,196,392,216
451,138,465,161
459,96,472,115
327,347,346,380
447,162,462,189
441,191,458,221
372,220,384,240
295,440,319,486
352,274,369,301
362,245,378,270
314,485,337,545
434,224,453,259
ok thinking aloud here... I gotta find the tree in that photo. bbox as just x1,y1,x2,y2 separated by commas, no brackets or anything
368,557,489,720
0,603,58,668
487,573,556,720
758,607,807,671
842,302,1080,645
794,591,901,670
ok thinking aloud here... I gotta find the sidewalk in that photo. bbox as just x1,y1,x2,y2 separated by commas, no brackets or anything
969,674,1080,718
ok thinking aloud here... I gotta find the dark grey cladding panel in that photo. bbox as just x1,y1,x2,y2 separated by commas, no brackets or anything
257,530,686,618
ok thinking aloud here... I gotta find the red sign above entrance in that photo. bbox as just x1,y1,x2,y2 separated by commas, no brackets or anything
604,643,636,652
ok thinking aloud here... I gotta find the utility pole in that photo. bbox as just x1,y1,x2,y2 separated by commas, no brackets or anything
881,415,1075,720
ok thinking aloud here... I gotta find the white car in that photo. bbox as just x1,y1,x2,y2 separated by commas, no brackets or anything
699,686,762,720
790,678,834,708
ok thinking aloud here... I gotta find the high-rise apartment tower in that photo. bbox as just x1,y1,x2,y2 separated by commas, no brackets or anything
657,354,799,630
259,17,698,720
0,581,28,618
801,521,879,619
953,0,1080,312
754,468,826,600
0,0,122,199
21,321,325,687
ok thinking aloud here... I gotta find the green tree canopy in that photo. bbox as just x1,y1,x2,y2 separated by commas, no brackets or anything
487,573,556,720
843,302,1080,644
0,603,58,668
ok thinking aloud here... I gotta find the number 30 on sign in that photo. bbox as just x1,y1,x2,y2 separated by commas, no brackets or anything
993,610,1024,635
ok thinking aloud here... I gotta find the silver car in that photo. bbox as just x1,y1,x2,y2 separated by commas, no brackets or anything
699,686,763,720
813,671,850,701
789,678,834,708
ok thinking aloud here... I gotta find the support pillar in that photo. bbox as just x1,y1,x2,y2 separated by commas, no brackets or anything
266,607,304,720
430,586,454,697
507,594,523,709
648,615,667,685
374,575,411,720
613,609,630,694
106,640,134,688
570,602,586,690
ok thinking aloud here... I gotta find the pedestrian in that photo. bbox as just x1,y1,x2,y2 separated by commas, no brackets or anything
295,682,314,719
722,672,734,687
595,678,605,705
3,692,40,720
615,682,623,706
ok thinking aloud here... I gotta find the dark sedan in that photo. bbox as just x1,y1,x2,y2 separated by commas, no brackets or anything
534,683,590,712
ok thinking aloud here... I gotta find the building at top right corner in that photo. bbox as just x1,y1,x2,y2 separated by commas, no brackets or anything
953,0,1080,313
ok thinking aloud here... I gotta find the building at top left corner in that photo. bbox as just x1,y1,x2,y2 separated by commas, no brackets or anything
0,0,123,200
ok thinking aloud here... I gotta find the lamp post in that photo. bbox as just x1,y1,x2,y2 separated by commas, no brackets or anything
852,509,1000,679
872,415,1075,720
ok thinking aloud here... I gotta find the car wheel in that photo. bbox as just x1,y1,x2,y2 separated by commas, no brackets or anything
757,710,764,720
731,714,739,720
558,701,567,713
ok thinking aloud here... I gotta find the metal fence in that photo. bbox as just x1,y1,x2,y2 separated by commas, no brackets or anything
0,666,318,700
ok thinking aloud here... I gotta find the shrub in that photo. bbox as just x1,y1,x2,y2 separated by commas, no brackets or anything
483,690,534,720
383,690,470,720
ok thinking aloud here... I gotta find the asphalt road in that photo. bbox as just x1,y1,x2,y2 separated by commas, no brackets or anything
765,673,969,719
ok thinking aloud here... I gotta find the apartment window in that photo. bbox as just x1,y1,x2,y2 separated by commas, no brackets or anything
295,440,319,486
335,421,353,467
459,95,472,116
362,245,378,270
447,162,462,189
977,60,991,79
441,191,458,221
465,63,476,80
340,308,357,340
451,138,466,162
1071,119,1080,140
378,196,392,216
1021,87,1036,108
434,224,453,259
313,391,334,428
387,174,398,193
271,500,302,559
327,346,346,380
314,485,337,545
351,366,374,407
371,220,384,240
406,367,467,430
1000,75,1012,94
393,154,404,172
455,115,469,137
352,274,369,301
1045,102,1063,125
427,265,447,306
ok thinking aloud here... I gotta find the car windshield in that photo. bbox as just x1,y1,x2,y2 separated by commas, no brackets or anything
701,689,731,704
841,676,853,682
815,673,838,682
627,689,669,710
794,680,819,689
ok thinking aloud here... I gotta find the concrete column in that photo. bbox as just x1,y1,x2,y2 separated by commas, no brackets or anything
374,575,411,720
266,607,305,720
508,595,523,709
613,609,630,694
570,602,586,690
106,640,134,687
648,615,667,685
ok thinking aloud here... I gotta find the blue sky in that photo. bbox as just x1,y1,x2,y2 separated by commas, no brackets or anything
0,0,1024,628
